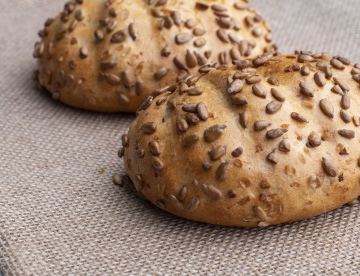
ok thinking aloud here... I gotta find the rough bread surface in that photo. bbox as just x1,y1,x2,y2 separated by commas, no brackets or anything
123,53,360,227
33,0,275,112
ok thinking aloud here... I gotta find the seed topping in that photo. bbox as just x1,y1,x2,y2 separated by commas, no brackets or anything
338,129,355,139
308,131,321,147
175,33,193,45
322,157,338,177
209,145,227,160
279,138,290,152
202,184,222,200
299,82,314,97
291,112,309,123
266,101,282,114
197,103,208,121
266,128,288,139
183,132,199,147
141,122,157,134
319,98,334,118
314,72,326,87
252,83,267,98
216,161,230,181
266,148,278,164
254,121,272,131
151,156,164,171
204,125,227,142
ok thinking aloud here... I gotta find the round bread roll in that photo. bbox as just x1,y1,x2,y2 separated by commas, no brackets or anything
121,52,360,227
33,0,276,112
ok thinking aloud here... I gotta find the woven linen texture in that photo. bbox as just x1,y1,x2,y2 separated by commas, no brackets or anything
1,0,360,275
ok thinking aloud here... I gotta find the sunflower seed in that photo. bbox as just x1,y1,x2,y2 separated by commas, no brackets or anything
169,10,181,26
197,103,208,121
204,125,227,142
202,160,212,170
353,74,360,83
187,198,200,211
300,65,310,76
195,2,209,10
149,140,161,155
339,110,351,123
128,23,138,40
324,66,332,79
252,83,267,98
100,61,118,70
230,94,247,106
298,54,314,63
354,116,360,126
216,29,229,43
333,77,350,92
111,30,127,43
119,94,130,106
251,27,263,37
322,157,338,177
252,55,269,67
79,46,88,58
228,48,241,61
174,56,188,71
176,117,188,132
192,37,206,48
233,72,250,79
68,19,78,32
234,59,249,69
330,58,345,70
266,129,288,139
236,40,247,56
121,134,129,148
331,85,344,95
319,98,334,118
154,68,170,80
105,73,121,85
253,205,267,221
183,132,199,147
190,27,205,37
340,91,351,110
151,156,164,171
216,161,230,181
291,112,309,123
299,82,314,97
308,131,321,147
202,184,222,200
267,77,279,86
196,52,208,65
183,50,197,68
186,113,200,125
155,0,167,6
174,186,187,202
141,122,157,134
121,71,131,88
238,111,249,128
247,75,262,84
134,149,145,158
219,51,227,64
351,68,360,75
336,56,350,65
175,33,192,45
279,138,290,152
151,8,163,17
266,148,278,164
269,88,285,102
133,81,145,96
160,45,171,57
266,101,282,114
234,2,248,9
182,103,197,113
209,145,227,160
245,16,254,27
314,72,326,87
338,129,355,139
226,79,243,94
254,121,272,131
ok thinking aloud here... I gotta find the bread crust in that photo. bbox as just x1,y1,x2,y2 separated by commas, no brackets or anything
34,0,275,112
123,53,360,227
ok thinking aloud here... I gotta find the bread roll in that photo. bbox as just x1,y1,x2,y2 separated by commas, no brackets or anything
121,52,360,227
33,0,276,112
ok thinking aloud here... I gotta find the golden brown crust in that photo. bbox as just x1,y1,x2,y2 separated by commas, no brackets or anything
33,0,275,112
123,53,360,227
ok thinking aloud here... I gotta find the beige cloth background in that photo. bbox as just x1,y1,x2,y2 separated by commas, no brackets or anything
1,0,360,275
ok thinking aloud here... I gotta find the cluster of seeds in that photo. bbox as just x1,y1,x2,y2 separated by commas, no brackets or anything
33,0,275,112
120,50,360,227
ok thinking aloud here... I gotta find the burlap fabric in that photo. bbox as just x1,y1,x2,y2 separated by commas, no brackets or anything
1,0,360,275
